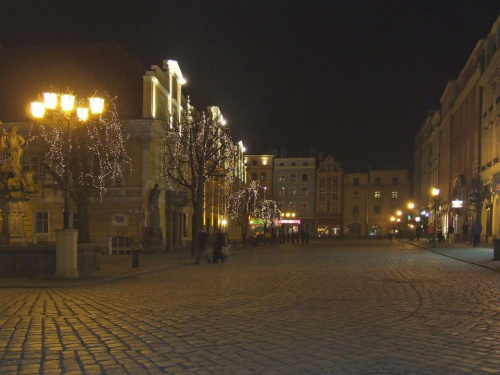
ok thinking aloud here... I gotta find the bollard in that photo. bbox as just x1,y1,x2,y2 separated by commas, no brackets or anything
494,239,500,261
132,250,140,268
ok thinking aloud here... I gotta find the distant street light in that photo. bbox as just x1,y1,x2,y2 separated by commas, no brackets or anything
432,188,440,247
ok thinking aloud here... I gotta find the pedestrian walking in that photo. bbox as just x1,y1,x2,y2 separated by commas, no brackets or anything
300,230,306,244
427,225,434,243
472,220,482,247
462,222,469,243
448,224,454,244
195,230,210,264
213,230,226,263
416,225,421,241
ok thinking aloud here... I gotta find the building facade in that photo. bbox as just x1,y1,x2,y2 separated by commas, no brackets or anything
0,44,244,252
273,157,316,236
314,155,343,237
479,15,500,242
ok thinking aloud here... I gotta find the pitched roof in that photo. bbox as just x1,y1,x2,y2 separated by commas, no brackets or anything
0,44,146,121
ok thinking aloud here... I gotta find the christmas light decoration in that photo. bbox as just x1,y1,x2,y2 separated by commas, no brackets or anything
29,92,131,242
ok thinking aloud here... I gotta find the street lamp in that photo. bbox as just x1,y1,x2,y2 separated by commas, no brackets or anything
31,92,104,229
432,188,440,247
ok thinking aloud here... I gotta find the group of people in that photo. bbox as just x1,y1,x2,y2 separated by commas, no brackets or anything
413,220,483,247
278,230,309,244
195,230,227,264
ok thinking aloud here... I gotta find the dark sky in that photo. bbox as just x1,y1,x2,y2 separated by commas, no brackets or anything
1,1,499,170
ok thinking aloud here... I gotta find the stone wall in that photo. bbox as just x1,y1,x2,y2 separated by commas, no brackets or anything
0,245,100,277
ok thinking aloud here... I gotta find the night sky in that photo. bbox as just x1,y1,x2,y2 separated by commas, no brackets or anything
1,1,499,170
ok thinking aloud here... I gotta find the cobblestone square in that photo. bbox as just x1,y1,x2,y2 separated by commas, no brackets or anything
1,240,500,374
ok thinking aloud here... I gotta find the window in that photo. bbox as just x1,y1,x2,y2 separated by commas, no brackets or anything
252,160,258,166
303,162,308,166
300,202,308,211
23,156,39,182
332,202,338,213
333,178,339,186
278,174,286,182
354,178,359,185
290,187,297,196
280,162,284,166
290,174,297,182
260,172,266,181
319,190,325,199
374,191,381,199
353,191,360,198
392,177,398,185
374,177,381,185
392,191,398,199
333,189,338,199
252,173,258,181
301,186,308,196
373,206,381,215
320,178,325,185
291,163,296,166
352,206,359,215
301,174,308,182
278,202,285,211
34,212,49,233
279,187,285,197
289,201,296,211
319,202,325,213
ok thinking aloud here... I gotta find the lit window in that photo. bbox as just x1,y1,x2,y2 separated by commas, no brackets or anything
301,202,308,211
392,191,398,199
301,187,308,196
374,191,381,199
279,187,285,197
260,172,266,181
279,174,285,182
319,190,325,199
290,187,297,196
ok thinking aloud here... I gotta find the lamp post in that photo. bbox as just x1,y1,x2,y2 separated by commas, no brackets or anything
432,188,440,247
31,92,104,229
31,91,104,279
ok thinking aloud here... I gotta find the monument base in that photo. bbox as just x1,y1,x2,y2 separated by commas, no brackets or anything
143,226,163,253
54,229,79,279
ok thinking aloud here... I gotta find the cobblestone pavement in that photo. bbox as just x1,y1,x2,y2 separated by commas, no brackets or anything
2,240,500,374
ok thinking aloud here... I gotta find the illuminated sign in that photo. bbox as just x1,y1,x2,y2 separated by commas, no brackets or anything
451,200,463,208
276,220,301,224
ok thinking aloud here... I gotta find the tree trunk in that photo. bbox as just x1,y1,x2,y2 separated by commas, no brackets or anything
190,181,205,256
75,193,90,243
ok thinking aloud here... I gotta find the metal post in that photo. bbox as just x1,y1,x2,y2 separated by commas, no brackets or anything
433,195,437,247
63,117,71,229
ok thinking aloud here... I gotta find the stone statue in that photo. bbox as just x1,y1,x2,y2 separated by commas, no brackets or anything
0,124,40,198
148,183,160,227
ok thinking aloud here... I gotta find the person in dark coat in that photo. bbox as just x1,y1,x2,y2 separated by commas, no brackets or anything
472,220,482,247
195,230,210,264
462,222,469,243
213,231,226,263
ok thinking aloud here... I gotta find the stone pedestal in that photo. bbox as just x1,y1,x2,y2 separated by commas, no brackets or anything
143,226,162,253
54,229,79,279
0,198,28,245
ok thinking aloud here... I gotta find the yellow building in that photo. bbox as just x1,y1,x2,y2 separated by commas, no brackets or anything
0,44,243,252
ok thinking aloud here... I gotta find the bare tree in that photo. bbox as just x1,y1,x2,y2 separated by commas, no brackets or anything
160,104,235,254
30,96,131,243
